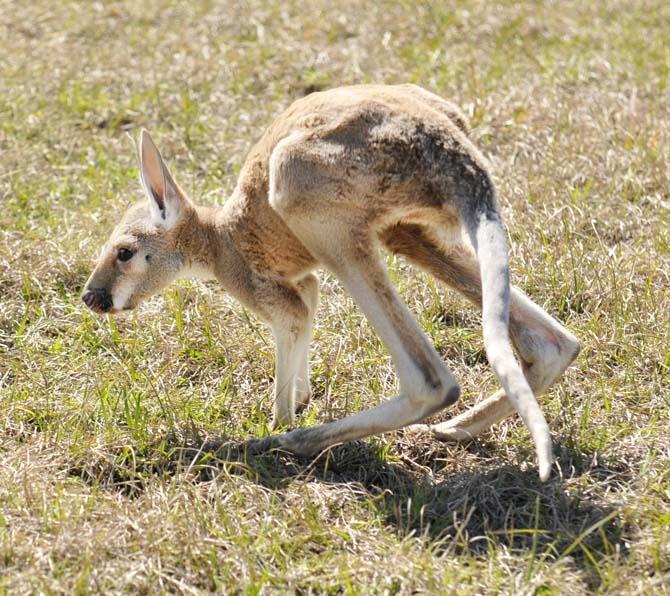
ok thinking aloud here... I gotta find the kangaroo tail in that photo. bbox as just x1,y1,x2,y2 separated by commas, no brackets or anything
464,206,553,481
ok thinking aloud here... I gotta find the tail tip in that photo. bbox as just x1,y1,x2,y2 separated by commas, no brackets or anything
539,457,552,482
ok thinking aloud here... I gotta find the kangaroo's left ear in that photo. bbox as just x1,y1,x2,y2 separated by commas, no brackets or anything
138,129,187,229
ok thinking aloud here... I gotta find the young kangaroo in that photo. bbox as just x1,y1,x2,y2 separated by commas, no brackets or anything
83,84,579,481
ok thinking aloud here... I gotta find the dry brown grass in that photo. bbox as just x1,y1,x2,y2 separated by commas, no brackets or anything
1,0,669,593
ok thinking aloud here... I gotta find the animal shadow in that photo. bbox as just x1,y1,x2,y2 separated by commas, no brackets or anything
74,428,628,587
169,431,627,575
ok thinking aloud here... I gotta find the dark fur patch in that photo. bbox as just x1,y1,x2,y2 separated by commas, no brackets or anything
381,223,483,305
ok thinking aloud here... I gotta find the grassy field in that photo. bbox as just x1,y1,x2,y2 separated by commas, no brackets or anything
1,0,669,593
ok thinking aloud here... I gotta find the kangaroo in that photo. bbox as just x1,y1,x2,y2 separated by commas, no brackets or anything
82,84,579,481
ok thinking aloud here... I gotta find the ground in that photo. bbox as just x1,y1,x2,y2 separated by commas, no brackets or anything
0,0,669,593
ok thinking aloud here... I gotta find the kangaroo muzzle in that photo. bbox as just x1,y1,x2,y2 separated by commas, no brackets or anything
82,287,113,314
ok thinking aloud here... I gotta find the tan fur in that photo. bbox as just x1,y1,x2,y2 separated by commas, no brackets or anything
83,84,579,479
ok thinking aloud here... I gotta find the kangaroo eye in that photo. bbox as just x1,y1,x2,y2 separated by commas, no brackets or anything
117,248,134,262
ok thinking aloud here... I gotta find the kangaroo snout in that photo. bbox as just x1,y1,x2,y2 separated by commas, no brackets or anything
82,287,113,314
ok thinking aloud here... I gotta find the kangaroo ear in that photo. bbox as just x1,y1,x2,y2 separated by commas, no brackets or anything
138,129,186,229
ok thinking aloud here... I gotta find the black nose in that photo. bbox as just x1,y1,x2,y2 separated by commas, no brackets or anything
82,288,113,313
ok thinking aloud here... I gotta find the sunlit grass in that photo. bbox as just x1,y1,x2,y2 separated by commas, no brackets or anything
0,0,668,592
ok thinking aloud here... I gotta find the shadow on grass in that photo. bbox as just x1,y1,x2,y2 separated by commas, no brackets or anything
73,430,629,587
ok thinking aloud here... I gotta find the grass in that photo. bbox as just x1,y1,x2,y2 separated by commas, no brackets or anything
1,0,669,592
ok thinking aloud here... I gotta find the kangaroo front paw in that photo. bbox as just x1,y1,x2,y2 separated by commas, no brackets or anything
294,389,312,414
270,409,296,431
294,376,313,414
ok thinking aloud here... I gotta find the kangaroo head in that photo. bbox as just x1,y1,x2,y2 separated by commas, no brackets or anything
82,130,194,314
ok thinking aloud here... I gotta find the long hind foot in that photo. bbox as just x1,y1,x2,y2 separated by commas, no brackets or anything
422,289,580,441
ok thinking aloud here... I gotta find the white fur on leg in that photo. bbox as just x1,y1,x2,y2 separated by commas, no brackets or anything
271,319,311,428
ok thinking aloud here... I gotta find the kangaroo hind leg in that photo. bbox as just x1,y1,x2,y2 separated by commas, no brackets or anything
382,222,580,441
267,214,460,455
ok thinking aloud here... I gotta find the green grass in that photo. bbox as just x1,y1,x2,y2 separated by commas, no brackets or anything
1,0,669,593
